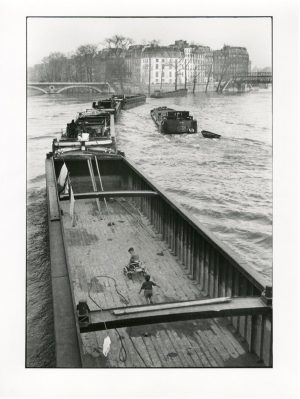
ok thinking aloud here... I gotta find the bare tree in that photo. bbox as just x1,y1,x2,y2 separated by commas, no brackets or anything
188,50,213,93
205,62,213,93
41,52,67,81
75,44,97,82
104,35,133,91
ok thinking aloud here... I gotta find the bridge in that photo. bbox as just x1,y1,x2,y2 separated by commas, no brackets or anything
233,72,272,84
27,82,115,95
220,72,272,93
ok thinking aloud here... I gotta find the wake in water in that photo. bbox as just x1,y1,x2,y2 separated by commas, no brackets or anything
26,188,55,367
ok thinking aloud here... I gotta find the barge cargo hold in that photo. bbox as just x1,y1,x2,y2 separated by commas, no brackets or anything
46,150,272,368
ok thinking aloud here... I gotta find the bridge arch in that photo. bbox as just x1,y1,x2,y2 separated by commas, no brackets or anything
56,85,106,94
27,86,48,94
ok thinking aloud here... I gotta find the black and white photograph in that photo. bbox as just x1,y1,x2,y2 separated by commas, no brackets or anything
27,15,273,369
1,0,299,397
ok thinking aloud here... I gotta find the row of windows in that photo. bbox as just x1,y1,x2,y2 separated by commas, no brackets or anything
142,59,211,68
142,58,173,63
155,71,173,77
155,79,173,83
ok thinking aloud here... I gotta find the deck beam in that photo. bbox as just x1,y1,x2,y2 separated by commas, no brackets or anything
79,296,271,333
60,190,158,201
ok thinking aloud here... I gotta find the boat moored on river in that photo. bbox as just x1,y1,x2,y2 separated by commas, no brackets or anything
112,93,146,109
46,142,272,368
151,106,198,134
201,130,221,139
53,109,116,154
92,97,122,120
150,88,188,98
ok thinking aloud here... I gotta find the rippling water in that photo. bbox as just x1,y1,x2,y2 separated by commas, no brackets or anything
27,90,272,366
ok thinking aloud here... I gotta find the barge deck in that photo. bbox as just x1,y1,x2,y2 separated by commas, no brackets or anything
59,197,265,368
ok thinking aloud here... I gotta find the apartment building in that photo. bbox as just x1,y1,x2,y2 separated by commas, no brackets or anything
140,46,184,89
213,45,250,82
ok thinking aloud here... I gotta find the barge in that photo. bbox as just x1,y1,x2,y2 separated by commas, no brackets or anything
151,107,197,134
53,109,116,153
150,88,188,98
46,145,272,368
112,94,146,110
92,97,122,120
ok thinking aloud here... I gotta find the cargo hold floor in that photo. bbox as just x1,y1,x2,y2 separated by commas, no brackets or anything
60,198,264,368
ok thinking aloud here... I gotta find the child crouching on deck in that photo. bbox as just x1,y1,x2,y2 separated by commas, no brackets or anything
139,274,159,304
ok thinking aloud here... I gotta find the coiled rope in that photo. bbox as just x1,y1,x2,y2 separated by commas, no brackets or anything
87,274,147,366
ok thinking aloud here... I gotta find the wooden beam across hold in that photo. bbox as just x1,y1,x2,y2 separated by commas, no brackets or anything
79,296,271,333
60,190,158,201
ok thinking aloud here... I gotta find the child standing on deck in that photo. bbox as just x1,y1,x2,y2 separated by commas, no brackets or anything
139,274,159,304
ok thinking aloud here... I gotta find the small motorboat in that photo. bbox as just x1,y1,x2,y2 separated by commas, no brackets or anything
201,130,221,139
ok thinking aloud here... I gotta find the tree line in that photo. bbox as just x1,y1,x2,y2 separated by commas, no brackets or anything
28,35,134,86
28,36,251,93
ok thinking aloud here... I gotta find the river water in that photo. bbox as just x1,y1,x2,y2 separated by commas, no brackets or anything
27,90,272,367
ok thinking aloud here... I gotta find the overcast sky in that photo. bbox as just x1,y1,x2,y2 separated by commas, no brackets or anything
27,17,272,68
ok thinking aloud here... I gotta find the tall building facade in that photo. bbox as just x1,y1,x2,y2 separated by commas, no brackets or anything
182,45,213,86
124,45,144,84
213,45,250,82
140,46,184,90
139,42,214,92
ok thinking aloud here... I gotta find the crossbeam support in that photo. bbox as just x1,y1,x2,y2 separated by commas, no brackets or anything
60,190,158,201
79,296,271,333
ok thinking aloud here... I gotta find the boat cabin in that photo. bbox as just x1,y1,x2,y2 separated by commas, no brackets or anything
151,107,176,122
92,98,121,112
166,111,192,120
65,110,111,139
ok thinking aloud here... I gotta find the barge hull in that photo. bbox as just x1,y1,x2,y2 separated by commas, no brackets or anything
47,153,272,368
150,89,188,98
45,157,82,367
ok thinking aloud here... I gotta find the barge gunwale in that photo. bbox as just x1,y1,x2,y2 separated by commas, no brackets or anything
45,156,83,367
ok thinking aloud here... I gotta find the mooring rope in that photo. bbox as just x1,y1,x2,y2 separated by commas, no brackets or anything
87,274,131,364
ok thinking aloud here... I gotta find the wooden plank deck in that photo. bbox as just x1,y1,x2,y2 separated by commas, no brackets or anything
60,197,264,368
